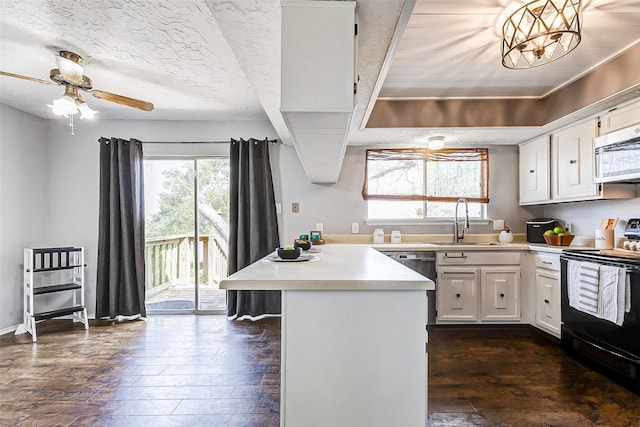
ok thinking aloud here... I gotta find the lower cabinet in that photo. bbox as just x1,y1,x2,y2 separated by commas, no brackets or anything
437,267,479,321
533,253,561,337
481,267,521,321
437,265,520,323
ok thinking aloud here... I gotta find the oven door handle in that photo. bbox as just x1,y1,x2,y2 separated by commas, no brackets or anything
573,332,640,364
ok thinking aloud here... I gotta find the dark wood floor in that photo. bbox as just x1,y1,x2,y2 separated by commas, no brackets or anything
1,317,639,427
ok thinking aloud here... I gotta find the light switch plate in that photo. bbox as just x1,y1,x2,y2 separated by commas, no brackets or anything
493,219,504,230
292,202,299,213
351,222,359,234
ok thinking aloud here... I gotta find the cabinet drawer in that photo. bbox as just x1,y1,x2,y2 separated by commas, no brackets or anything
534,254,560,271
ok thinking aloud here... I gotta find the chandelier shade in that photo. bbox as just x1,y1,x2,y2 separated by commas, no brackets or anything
501,0,582,69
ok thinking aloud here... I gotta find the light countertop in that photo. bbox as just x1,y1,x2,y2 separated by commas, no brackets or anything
220,245,435,291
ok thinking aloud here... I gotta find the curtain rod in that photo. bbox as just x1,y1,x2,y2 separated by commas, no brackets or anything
141,139,279,144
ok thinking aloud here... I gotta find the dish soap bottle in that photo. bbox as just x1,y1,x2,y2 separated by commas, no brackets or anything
499,225,514,243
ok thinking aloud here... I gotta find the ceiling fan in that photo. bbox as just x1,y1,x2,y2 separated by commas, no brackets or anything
0,50,154,118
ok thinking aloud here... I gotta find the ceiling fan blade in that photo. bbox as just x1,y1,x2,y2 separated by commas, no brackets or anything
0,70,55,85
91,90,154,111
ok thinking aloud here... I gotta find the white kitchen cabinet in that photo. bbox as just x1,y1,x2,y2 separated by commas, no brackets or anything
436,252,522,324
481,267,520,321
550,118,635,202
436,267,479,321
519,136,550,205
533,253,561,338
551,118,598,200
599,99,640,135
281,1,355,113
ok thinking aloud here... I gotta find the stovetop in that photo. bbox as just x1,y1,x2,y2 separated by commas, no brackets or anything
562,248,640,268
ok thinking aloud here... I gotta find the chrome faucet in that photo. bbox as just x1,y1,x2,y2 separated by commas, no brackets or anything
453,198,470,243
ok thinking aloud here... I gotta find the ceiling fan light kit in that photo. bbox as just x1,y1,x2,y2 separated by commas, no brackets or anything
55,51,85,85
0,50,153,135
501,0,582,69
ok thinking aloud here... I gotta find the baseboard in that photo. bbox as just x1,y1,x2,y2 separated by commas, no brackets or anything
0,324,19,336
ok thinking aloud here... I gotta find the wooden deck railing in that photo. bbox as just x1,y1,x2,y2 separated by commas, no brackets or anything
145,234,228,296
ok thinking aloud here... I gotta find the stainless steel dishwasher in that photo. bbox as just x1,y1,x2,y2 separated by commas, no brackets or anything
380,251,437,325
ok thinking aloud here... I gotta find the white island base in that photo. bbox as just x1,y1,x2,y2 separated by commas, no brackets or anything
219,246,433,427
282,289,427,427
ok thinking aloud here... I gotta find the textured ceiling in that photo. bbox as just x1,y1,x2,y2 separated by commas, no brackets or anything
0,0,639,147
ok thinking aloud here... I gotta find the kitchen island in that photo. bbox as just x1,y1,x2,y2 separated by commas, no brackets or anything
220,245,434,427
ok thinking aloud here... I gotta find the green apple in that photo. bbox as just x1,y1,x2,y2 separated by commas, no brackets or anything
558,232,571,236
544,230,555,236
553,226,565,235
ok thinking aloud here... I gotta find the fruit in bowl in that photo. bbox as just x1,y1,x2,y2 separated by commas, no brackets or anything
543,227,574,246
294,239,312,250
277,246,302,259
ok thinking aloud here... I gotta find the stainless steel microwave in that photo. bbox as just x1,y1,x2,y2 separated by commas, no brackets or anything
594,123,640,183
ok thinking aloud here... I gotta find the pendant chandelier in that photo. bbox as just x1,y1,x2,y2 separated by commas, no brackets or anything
501,0,582,69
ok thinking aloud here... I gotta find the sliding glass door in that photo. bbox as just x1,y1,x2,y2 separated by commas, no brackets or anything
144,157,229,314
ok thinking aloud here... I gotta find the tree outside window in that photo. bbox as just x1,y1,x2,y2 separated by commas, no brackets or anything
363,148,489,219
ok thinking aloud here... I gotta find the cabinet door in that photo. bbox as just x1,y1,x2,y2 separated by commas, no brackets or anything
535,270,561,337
519,136,550,204
600,99,640,135
552,119,598,200
480,267,520,321
436,267,478,322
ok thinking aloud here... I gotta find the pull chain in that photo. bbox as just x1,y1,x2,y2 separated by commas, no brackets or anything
68,114,75,136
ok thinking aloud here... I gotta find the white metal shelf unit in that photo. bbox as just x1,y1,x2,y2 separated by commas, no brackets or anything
18,247,88,341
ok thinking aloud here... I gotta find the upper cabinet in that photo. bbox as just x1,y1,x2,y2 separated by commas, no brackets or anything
519,136,550,205
599,99,640,135
551,118,599,200
281,1,357,184
518,101,638,206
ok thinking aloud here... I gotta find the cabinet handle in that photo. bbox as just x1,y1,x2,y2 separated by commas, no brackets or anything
444,253,467,259
441,271,476,276
456,293,461,298
569,159,577,164
499,293,505,298
544,299,550,304
542,261,552,265
529,169,535,173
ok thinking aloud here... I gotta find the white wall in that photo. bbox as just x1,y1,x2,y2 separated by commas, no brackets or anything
45,118,278,319
0,105,48,331
543,194,640,240
274,144,542,244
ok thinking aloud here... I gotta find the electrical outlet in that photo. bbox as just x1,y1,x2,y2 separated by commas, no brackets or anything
316,223,324,232
351,222,359,234
565,222,572,233
291,202,299,213
275,203,282,214
493,219,504,231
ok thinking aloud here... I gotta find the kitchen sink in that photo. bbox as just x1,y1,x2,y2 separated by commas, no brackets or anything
454,242,500,246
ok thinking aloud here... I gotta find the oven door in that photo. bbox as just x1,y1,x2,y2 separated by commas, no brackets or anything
560,253,640,393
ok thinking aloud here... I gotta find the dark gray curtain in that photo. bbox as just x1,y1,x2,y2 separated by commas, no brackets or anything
96,137,146,319
227,138,281,320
